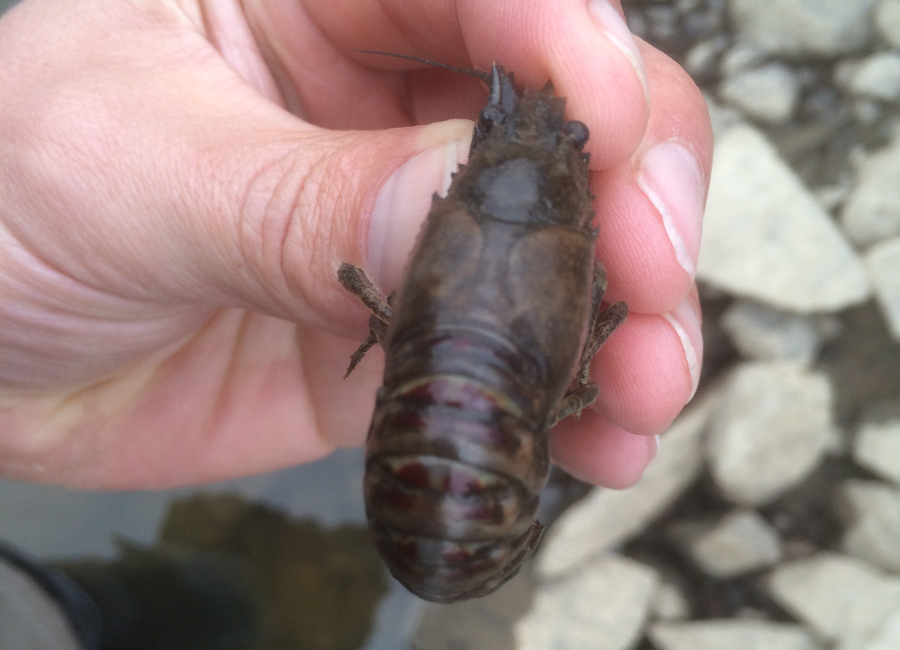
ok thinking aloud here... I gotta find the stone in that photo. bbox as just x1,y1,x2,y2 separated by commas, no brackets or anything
537,394,715,578
841,138,900,246
840,480,900,573
411,567,533,650
706,362,833,505
876,0,900,48
515,555,658,650
853,402,900,484
412,601,515,650
842,145,900,246
730,0,877,58
719,63,799,125
841,53,900,102
864,237,900,341
720,300,825,363
855,605,900,650
703,94,743,138
720,43,767,77
697,124,870,313
689,509,782,578
651,580,691,621
684,39,724,81
767,553,900,645
649,620,821,650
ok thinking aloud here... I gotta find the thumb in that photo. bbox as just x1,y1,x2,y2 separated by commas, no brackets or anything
0,0,472,338
188,117,473,334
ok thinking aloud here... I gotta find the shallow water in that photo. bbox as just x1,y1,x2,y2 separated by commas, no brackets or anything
0,448,421,650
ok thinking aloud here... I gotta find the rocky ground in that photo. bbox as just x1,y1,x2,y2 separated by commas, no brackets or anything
413,1,900,649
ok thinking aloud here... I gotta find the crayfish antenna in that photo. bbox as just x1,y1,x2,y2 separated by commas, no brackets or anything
353,49,493,85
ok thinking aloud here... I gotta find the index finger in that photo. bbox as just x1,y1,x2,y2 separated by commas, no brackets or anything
248,0,650,167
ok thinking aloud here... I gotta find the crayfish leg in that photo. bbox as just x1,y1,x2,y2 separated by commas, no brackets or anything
575,265,628,387
551,381,600,426
338,263,391,324
577,301,628,386
338,263,393,377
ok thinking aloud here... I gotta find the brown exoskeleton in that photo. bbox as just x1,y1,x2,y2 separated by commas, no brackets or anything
339,52,627,603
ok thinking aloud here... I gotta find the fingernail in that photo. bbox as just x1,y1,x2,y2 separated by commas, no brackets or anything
588,0,649,101
652,434,661,459
662,297,703,401
637,140,706,279
368,134,470,292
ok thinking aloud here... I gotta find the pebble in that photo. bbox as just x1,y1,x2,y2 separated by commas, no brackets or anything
652,580,692,621
853,402,900,485
648,620,821,650
766,553,900,645
410,568,533,650
839,53,900,102
864,237,900,340
537,394,715,578
720,300,825,364
854,605,900,650
703,94,743,137
697,124,871,313
730,0,877,58
688,509,783,578
706,362,833,505
840,480,900,573
684,39,724,81
720,43,767,77
719,63,799,125
515,555,658,650
876,0,900,48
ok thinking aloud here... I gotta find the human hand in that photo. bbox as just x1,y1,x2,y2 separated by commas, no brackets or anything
0,0,710,489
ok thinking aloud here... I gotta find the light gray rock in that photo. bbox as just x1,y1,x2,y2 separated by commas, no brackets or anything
815,184,852,213
537,394,716,578
767,553,900,645
853,605,900,650
719,63,799,125
515,555,658,650
853,403,900,484
840,480,900,573
651,581,691,621
730,0,877,58
876,0,900,48
697,124,870,313
721,300,825,363
703,94,744,137
411,568,533,650
684,38,725,80
840,53,900,102
842,146,900,246
706,362,833,505
689,509,782,578
649,620,821,650
720,43,767,76
864,237,900,340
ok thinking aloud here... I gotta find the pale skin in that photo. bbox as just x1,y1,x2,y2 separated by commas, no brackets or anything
0,0,711,489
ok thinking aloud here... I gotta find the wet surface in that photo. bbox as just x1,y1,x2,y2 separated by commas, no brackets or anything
0,449,420,650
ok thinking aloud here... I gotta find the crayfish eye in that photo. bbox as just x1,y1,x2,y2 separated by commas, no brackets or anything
477,104,506,132
564,120,590,150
